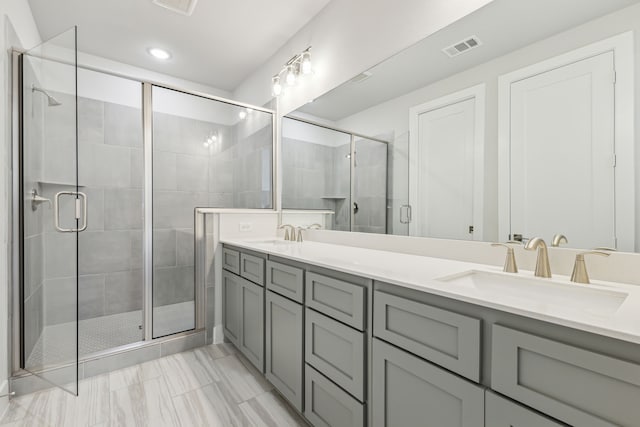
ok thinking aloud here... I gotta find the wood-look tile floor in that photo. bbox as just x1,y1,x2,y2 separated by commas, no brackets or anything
1,343,309,427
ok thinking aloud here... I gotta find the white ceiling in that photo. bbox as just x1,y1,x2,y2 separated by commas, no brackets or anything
298,0,639,121
27,0,331,91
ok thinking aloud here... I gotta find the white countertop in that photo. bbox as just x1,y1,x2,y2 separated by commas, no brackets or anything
221,238,640,345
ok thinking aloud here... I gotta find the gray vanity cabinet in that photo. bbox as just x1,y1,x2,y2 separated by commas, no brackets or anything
372,338,484,427
222,270,241,347
485,391,567,427
265,290,304,412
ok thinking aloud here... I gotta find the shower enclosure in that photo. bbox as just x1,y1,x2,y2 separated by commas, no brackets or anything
14,28,274,395
281,116,388,233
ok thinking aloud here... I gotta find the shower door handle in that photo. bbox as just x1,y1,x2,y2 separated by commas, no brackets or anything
54,191,88,232
400,204,412,224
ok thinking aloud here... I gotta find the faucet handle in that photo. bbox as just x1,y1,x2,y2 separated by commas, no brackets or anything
570,251,610,284
491,243,518,273
296,227,304,242
307,223,322,230
551,234,568,247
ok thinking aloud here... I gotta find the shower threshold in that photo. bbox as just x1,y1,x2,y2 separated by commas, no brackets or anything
26,301,195,369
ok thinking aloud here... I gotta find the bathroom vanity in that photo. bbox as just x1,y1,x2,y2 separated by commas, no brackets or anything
220,239,640,427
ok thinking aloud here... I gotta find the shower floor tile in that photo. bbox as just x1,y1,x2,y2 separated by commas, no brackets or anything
25,301,195,369
3,343,308,427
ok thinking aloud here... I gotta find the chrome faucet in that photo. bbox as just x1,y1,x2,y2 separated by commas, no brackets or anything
278,224,295,241
551,234,568,247
524,237,551,278
570,251,610,284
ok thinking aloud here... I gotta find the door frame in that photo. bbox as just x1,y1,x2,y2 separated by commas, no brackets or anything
498,31,634,250
409,83,486,240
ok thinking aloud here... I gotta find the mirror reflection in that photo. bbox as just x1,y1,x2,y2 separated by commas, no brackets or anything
285,0,640,252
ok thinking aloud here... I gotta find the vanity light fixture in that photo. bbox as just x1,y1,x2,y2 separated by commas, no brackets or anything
147,47,171,60
204,131,219,148
272,76,282,96
271,46,312,97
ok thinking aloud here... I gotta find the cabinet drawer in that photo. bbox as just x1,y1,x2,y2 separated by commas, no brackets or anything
492,325,640,427
265,291,303,412
305,308,365,401
222,247,240,275
266,260,304,303
485,391,567,427
306,272,365,331
305,364,365,427
240,253,265,285
372,338,484,427
373,291,481,382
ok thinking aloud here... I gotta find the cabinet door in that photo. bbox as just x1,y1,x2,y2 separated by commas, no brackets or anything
485,391,566,427
372,338,484,427
265,291,304,411
222,271,241,346
239,279,264,372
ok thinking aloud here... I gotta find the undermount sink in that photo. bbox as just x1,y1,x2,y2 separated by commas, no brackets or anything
437,270,629,316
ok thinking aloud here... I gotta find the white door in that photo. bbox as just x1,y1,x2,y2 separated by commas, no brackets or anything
509,51,616,249
409,85,484,241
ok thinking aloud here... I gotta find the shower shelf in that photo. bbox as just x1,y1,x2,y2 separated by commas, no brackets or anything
321,196,347,199
38,180,86,188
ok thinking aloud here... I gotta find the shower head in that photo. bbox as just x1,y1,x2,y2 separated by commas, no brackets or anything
31,84,62,107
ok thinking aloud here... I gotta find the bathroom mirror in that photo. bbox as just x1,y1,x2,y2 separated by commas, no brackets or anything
285,0,640,252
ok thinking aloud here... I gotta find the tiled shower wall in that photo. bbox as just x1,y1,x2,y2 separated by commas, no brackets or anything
153,109,272,310
39,94,144,327
353,140,388,234
282,136,386,233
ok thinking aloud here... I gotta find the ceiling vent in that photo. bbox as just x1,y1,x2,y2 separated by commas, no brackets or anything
442,36,482,58
350,71,373,84
152,0,198,16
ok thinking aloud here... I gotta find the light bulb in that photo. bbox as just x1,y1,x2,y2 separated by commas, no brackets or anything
301,51,312,75
211,134,218,142
203,141,209,147
238,111,247,120
286,65,296,86
272,75,282,96
148,48,171,60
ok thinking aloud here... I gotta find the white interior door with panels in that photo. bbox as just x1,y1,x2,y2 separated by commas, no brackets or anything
498,32,634,251
409,84,485,241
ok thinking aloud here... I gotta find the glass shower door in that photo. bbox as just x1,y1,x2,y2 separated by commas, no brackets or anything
352,137,388,234
21,27,79,395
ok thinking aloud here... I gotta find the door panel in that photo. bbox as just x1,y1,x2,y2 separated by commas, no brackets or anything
414,97,476,240
509,52,615,248
21,26,79,395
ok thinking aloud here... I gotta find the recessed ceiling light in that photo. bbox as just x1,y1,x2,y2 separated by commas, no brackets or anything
148,48,171,60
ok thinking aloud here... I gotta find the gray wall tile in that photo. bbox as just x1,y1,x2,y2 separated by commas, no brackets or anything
79,274,106,320
104,189,143,230
104,103,142,147
105,269,143,315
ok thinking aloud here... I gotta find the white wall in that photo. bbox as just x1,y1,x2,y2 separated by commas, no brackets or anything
232,0,494,115
337,3,640,243
0,0,41,416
